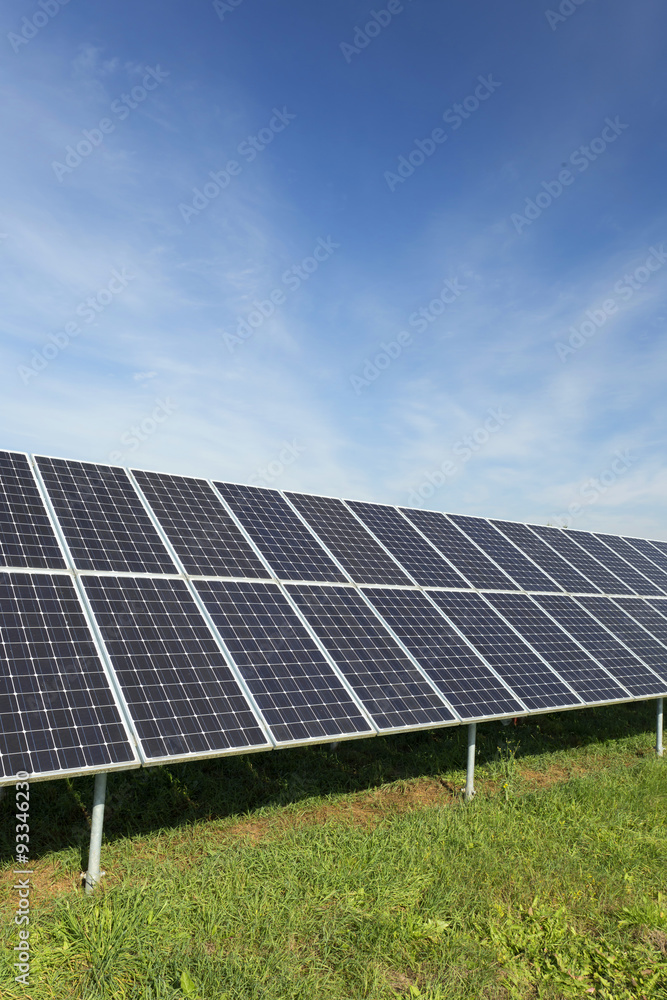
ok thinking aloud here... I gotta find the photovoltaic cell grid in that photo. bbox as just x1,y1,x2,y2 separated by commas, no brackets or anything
491,519,600,594
449,514,562,592
215,482,346,583
594,533,667,593
623,537,667,576
362,588,524,720
528,524,635,596
615,599,667,647
285,493,412,586
485,592,628,704
530,594,665,698
566,529,665,596
426,591,579,712
400,508,518,590
132,470,269,579
195,579,373,743
82,575,269,761
346,501,469,589
286,584,457,730
0,573,135,780
36,457,176,574
576,596,667,686
646,539,667,565
0,451,65,569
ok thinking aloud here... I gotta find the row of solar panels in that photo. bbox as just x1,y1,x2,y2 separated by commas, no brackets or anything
1,449,667,785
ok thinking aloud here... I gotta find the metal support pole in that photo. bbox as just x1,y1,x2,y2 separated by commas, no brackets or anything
329,741,340,752
657,698,664,758
85,772,108,894
465,723,476,801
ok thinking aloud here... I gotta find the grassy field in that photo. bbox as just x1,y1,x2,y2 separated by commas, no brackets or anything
1,701,666,999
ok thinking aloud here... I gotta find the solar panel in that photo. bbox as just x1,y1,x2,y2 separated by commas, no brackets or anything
0,573,136,781
285,493,412,586
214,482,347,582
622,536,667,576
286,584,457,730
193,579,373,744
645,539,667,564
528,524,635,595
491,519,600,594
564,529,664,596
615,599,667,646
36,457,176,574
530,594,665,698
483,592,628,704
575,596,667,687
424,590,579,711
361,587,524,719
399,508,518,590
0,451,66,569
346,501,470,589
448,514,562,592
646,599,667,621
82,575,270,762
132,470,269,579
593,533,667,593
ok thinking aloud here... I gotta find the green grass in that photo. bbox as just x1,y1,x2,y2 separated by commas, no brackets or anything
1,702,666,999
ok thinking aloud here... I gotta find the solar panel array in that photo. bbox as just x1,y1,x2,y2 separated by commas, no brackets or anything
1,448,666,784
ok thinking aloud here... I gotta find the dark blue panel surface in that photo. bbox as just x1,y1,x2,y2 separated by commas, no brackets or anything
0,573,134,780
83,576,269,760
194,579,372,743
529,524,634,595
347,501,469,589
491,519,600,593
623,537,667,577
576,596,667,687
594,533,667,593
215,482,346,582
566,530,664,596
422,591,578,712
133,470,269,579
362,587,524,719
287,584,456,730
449,515,562,592
286,493,412,586
0,451,65,569
37,458,176,574
400,508,518,590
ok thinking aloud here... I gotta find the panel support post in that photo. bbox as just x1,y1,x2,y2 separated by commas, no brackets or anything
85,772,108,894
658,698,664,758
465,723,476,801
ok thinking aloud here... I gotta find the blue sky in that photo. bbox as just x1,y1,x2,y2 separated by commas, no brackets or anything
1,0,666,536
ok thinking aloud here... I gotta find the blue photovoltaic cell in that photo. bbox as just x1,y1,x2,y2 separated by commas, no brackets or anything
421,590,578,711
593,533,667,593
362,588,524,719
491,519,600,594
286,584,456,731
83,575,269,761
575,596,667,687
614,599,667,647
133,470,269,579
0,573,135,781
449,514,562,592
214,482,347,582
346,501,469,589
37,457,176,574
565,529,664,596
646,599,667,621
530,594,664,698
194,579,373,744
483,592,628,704
0,451,65,569
286,493,412,586
622,537,667,577
528,524,635,596
400,508,518,590
645,539,667,565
